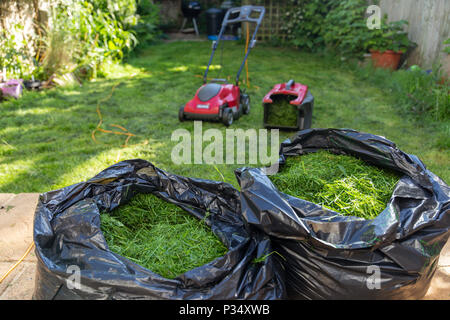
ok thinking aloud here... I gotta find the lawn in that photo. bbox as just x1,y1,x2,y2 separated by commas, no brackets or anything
0,40,448,193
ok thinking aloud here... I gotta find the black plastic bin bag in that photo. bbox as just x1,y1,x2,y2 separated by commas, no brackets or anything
236,128,450,300
33,160,285,300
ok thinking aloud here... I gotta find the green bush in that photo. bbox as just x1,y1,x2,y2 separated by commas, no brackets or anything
282,0,413,58
38,0,162,80
40,1,138,79
322,0,370,57
0,24,38,79
364,17,412,53
133,0,161,47
282,0,368,53
281,0,334,50
89,0,139,28
40,15,80,78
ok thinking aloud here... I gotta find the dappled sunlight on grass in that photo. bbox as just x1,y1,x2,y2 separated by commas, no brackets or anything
60,90,82,96
0,158,40,189
199,64,222,70
98,60,147,79
168,65,189,72
12,107,63,116
160,61,223,75
0,124,36,137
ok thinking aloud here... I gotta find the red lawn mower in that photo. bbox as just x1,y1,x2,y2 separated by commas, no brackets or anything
179,5,265,126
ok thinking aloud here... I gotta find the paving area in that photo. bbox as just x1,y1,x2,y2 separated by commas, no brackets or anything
0,193,38,300
0,193,448,300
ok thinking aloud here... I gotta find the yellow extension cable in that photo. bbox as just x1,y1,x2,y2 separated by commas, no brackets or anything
0,82,133,286
91,79,136,148
0,242,35,284
245,22,250,87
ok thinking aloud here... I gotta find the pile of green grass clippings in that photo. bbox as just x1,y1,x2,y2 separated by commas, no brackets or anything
100,193,228,278
265,95,299,128
269,151,401,219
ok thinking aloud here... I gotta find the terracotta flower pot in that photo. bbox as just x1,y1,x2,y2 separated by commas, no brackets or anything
370,49,403,70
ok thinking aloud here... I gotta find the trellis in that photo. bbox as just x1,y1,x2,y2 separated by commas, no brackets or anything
242,0,289,41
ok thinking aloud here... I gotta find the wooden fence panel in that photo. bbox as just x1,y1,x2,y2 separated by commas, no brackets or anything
380,0,450,73
242,0,289,41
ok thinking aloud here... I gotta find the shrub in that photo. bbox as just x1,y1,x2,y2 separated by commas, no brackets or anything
40,16,80,78
41,1,139,79
364,17,412,53
133,0,161,47
322,0,370,57
89,0,139,29
281,0,334,50
0,24,37,79
36,0,161,80
282,0,414,59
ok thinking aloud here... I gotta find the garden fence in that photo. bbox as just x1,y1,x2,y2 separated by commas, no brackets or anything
242,0,289,41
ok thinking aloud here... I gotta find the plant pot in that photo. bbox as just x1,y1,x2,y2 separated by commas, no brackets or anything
370,49,403,70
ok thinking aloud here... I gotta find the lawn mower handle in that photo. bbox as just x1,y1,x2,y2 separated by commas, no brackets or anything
223,6,265,24
203,6,265,85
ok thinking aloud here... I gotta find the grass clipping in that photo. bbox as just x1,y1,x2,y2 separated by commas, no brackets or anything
100,194,227,278
265,95,299,128
270,151,401,220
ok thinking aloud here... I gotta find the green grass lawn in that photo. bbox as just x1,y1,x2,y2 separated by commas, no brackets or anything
0,41,448,193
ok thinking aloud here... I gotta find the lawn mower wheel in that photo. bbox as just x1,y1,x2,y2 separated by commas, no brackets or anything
179,105,186,122
222,108,234,126
241,94,250,115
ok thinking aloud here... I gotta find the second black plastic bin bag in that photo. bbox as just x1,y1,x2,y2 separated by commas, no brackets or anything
236,128,450,300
